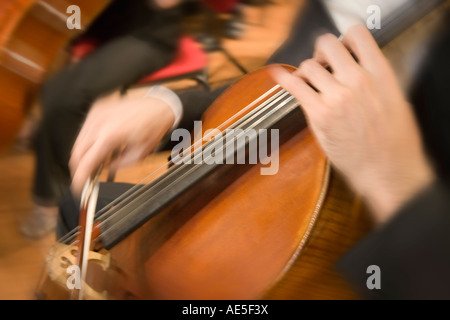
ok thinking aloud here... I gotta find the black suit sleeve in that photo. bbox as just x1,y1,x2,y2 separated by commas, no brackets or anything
337,181,450,299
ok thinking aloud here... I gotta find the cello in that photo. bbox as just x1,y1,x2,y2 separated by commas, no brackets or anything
38,64,369,300
36,0,448,299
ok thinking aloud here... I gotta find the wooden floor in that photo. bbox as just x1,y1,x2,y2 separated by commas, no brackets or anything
0,1,302,299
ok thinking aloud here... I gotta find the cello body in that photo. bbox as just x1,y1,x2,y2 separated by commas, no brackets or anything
38,65,372,300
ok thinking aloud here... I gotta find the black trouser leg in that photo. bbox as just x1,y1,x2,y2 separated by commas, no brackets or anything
33,36,177,206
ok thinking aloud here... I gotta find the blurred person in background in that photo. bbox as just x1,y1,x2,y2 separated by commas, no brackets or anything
20,0,183,239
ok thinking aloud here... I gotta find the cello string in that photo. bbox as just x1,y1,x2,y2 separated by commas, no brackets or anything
58,89,294,249
94,89,289,226
95,90,293,231
93,84,284,221
100,93,296,238
54,84,285,246
98,93,296,240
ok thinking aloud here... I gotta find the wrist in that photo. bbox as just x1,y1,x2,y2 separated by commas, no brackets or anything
144,85,183,131
363,166,436,224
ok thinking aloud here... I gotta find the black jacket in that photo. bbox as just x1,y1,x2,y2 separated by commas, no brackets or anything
338,20,450,300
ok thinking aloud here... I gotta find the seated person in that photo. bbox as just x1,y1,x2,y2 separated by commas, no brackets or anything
21,0,183,238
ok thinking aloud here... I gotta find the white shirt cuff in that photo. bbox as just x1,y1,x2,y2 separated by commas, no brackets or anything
144,85,183,131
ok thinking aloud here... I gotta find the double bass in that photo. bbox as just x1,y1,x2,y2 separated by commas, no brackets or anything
36,0,447,299
0,0,109,150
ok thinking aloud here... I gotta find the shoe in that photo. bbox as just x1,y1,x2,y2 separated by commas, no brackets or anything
14,112,38,152
20,206,58,239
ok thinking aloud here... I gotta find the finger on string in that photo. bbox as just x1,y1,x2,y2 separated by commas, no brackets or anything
341,24,387,73
296,59,341,94
270,66,324,120
312,33,359,80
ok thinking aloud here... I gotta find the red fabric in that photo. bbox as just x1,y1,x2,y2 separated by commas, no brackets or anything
70,38,99,59
138,36,206,83
202,0,240,13
70,36,206,83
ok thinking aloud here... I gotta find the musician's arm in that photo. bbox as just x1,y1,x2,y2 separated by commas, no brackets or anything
337,180,450,299
272,24,450,299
